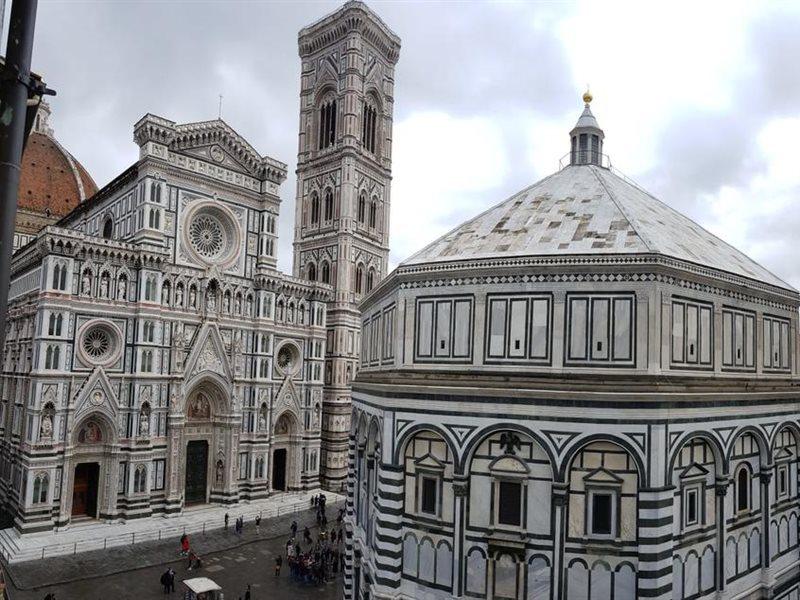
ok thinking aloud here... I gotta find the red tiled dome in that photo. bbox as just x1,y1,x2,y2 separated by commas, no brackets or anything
18,131,98,219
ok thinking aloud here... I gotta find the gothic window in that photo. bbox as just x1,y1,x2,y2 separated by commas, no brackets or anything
51,264,61,290
310,193,320,225
324,189,333,221
358,193,366,224
32,473,48,504
366,268,375,293
133,464,147,494
317,97,337,150
361,101,378,154
308,263,317,281
277,299,284,321
44,345,59,370
736,465,751,513
355,264,364,295
369,200,377,229
321,261,331,284
142,321,155,343
141,350,153,373
48,313,63,336
102,217,113,239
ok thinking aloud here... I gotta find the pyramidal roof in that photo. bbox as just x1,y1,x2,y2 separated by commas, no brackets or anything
402,101,792,291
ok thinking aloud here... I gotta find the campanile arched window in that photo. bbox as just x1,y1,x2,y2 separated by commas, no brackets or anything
358,193,366,224
318,96,337,150
321,261,331,284
361,100,378,154
310,193,320,225
324,189,333,221
369,200,377,229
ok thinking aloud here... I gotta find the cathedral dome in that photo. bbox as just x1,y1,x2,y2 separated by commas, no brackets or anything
15,101,98,236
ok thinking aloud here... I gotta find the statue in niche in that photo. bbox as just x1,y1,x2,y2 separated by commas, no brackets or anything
39,413,53,441
258,412,267,432
117,276,127,300
189,286,197,308
224,293,231,313
175,285,184,307
215,459,224,484
81,271,91,296
99,272,110,298
139,411,150,437
235,294,242,314
206,288,217,312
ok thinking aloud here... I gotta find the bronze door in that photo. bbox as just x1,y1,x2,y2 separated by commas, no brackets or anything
185,440,209,505
72,463,99,517
272,448,287,491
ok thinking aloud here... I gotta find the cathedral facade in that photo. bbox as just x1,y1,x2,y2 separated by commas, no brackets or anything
346,98,800,600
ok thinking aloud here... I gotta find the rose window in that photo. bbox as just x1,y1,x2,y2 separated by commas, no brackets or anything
83,328,111,359
276,344,300,374
189,214,225,259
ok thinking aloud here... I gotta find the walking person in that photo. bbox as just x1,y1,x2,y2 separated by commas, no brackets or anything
304,525,312,545
160,569,171,594
180,533,190,557
225,512,230,531
255,514,261,534
275,554,283,576
291,520,298,538
168,568,176,593
244,584,252,600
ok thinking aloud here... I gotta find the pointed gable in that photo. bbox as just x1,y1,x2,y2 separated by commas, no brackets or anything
73,367,120,424
184,323,233,383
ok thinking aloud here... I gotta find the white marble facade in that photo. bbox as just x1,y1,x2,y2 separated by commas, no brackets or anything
346,99,800,600
0,113,330,532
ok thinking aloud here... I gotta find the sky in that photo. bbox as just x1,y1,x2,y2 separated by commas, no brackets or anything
6,0,800,287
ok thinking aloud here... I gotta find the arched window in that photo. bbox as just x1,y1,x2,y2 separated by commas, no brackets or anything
355,264,364,294
358,193,366,224
318,97,337,150
324,189,333,221
361,101,378,154
321,261,331,284
44,346,53,369
134,465,147,494
737,465,750,512
154,210,160,229
310,193,320,225
51,264,61,289
277,299,284,321
369,200,377,228
367,268,375,293
148,209,156,228
102,218,113,239
48,314,57,336
32,473,49,504
308,263,317,281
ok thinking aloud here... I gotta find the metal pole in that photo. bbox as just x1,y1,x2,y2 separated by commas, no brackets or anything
0,0,38,350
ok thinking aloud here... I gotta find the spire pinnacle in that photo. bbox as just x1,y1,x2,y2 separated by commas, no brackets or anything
583,87,593,105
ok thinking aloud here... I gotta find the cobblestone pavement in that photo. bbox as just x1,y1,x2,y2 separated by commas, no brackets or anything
3,503,344,600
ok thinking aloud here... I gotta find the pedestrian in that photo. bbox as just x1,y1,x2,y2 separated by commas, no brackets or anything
160,568,171,594
304,525,311,544
225,512,230,531
168,568,176,593
310,494,315,508
291,520,298,538
275,554,283,576
180,533,190,556
255,514,261,534
244,583,252,600
43,594,56,600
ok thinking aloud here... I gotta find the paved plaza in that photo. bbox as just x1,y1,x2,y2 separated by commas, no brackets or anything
2,499,344,600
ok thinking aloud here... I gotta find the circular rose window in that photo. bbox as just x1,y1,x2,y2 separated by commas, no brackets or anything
77,320,122,367
183,202,240,267
275,343,300,375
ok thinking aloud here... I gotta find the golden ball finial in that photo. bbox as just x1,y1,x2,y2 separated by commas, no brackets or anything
583,88,593,104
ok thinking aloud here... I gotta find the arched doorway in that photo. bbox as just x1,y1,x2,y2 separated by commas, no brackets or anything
72,463,99,517
273,448,287,491
185,440,209,505
66,414,117,523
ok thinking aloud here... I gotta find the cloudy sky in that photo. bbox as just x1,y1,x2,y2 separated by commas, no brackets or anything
7,1,800,286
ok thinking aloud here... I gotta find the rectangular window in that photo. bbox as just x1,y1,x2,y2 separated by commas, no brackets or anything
508,299,527,358
488,299,507,357
779,465,789,498
415,296,473,362
118,462,127,494
416,301,433,358
763,315,791,371
722,308,756,371
152,459,165,491
453,300,472,358
672,302,685,363
684,487,699,526
238,453,249,480
530,298,549,359
590,491,613,536
420,476,438,516
497,480,522,526
672,299,713,368
567,294,635,365
435,301,451,357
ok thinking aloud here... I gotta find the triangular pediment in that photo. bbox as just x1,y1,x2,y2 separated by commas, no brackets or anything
489,455,529,475
184,323,233,383
583,467,624,485
680,462,710,480
179,144,253,176
274,377,301,416
775,447,794,461
73,367,119,424
170,120,266,177
414,453,444,470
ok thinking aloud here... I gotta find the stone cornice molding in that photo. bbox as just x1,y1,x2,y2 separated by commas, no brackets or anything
253,269,333,302
298,1,401,64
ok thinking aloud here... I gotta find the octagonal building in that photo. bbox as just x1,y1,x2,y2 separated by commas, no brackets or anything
346,97,800,600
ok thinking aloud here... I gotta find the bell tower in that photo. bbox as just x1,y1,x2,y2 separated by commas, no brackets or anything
294,1,400,489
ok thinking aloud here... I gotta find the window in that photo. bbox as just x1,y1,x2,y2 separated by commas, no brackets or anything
778,465,789,498
763,315,790,371
566,294,634,365
307,263,317,281
238,453,249,480
317,98,337,150
152,459,165,491
720,308,755,370
133,464,147,494
48,313,63,336
361,102,378,154
32,473,48,504
51,263,67,290
736,466,750,512
419,475,438,515
485,294,551,363
671,299,713,367
44,345,59,370
589,491,613,536
369,200,377,229
310,193,320,225
683,485,700,527
355,265,364,294
102,218,113,239
358,194,366,224
497,480,522,526
415,296,473,362
324,189,333,221
366,268,375,293
321,261,331,284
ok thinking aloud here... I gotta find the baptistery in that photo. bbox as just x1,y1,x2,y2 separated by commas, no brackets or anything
346,98,800,600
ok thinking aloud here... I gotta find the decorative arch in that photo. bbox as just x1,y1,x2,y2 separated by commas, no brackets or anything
560,434,646,482
726,425,771,465
274,410,300,436
183,373,230,418
667,430,727,480
394,422,460,466
771,422,800,449
72,412,117,446
458,422,555,477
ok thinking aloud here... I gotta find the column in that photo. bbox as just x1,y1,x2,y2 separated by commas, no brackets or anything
343,433,357,600
551,482,567,600
716,478,729,593
371,459,403,592
453,477,469,597
759,470,775,589
637,487,675,599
